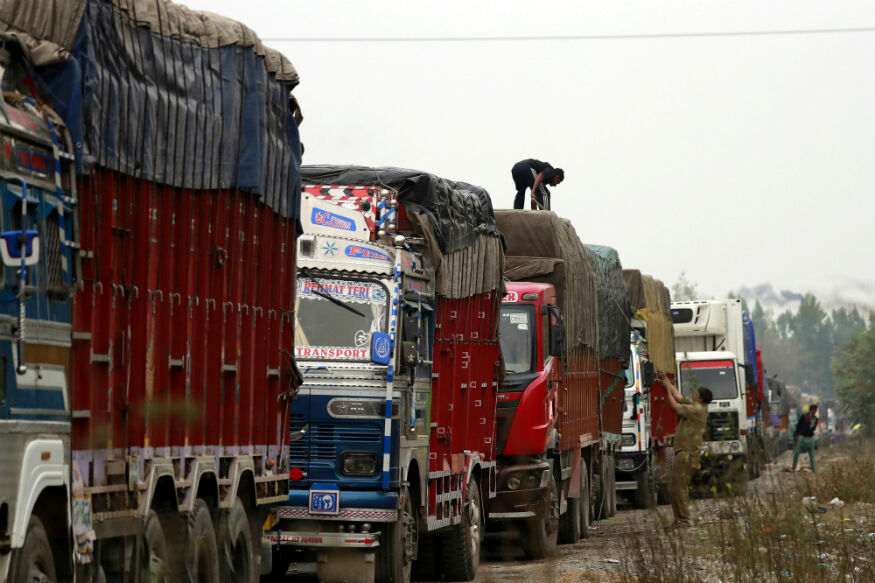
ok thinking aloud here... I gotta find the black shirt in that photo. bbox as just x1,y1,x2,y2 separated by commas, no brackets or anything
795,413,818,437
520,158,558,184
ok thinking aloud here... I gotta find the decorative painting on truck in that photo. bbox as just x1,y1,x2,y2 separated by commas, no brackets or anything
295,276,388,361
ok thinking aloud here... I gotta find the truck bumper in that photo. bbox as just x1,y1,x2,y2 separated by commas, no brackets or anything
489,460,551,520
265,530,380,548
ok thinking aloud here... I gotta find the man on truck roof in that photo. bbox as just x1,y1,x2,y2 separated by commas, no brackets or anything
512,158,564,210
659,370,712,529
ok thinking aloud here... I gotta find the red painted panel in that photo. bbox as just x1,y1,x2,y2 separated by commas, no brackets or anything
599,357,625,436
72,170,295,493
558,346,600,450
650,374,678,443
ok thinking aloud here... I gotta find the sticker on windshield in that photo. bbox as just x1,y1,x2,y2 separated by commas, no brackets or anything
518,324,529,330
298,279,387,304
354,330,369,347
508,313,527,324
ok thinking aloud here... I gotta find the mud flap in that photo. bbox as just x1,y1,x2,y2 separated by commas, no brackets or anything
260,537,272,576
316,550,376,583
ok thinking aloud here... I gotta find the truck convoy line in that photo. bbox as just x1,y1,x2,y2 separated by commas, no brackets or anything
0,2,779,583
1,2,302,581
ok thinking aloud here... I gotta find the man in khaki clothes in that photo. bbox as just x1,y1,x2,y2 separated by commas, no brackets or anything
658,371,712,528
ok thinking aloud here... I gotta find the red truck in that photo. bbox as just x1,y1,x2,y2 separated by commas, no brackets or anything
265,167,505,583
0,2,302,581
491,211,630,557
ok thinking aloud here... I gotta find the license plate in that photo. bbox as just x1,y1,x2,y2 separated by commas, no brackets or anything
309,487,340,515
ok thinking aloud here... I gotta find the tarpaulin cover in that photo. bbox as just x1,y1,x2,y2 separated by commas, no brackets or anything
301,165,504,298
622,269,676,373
495,210,598,355
584,244,631,364
2,0,302,219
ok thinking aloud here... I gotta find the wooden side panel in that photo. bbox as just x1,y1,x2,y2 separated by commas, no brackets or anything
558,345,600,450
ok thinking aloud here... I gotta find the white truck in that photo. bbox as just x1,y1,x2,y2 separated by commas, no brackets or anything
671,299,755,489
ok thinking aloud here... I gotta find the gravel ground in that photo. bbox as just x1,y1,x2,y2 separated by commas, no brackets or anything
276,455,791,583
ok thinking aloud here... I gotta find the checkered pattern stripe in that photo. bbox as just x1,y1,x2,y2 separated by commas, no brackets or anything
303,184,378,231
277,506,398,522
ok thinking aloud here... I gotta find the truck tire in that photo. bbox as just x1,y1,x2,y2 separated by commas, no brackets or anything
141,510,170,583
412,533,440,581
221,498,256,583
557,468,581,544
442,478,483,581
522,472,559,559
376,486,417,583
8,515,56,583
578,459,591,539
187,499,220,582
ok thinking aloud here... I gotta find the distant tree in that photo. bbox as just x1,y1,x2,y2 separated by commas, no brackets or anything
832,326,875,437
672,271,699,301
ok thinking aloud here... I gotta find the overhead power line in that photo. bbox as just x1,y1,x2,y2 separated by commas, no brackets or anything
262,26,875,43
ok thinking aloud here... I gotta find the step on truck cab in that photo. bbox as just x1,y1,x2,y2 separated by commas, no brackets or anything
672,299,754,488
1,5,302,581
266,167,505,583
615,271,677,508
492,211,631,558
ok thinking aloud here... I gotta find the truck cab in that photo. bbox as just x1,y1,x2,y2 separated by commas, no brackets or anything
672,300,751,484
494,283,561,517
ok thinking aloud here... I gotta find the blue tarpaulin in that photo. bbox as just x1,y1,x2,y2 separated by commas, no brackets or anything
17,0,301,220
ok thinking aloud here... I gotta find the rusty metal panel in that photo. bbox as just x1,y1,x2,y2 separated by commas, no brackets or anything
558,346,600,451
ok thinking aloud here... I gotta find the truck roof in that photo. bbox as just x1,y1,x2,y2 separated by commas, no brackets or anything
301,166,504,299
495,210,630,364
622,269,676,372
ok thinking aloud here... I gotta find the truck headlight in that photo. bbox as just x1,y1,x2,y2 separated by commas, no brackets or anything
524,472,540,489
342,453,378,476
730,441,741,452
506,476,521,490
621,433,636,447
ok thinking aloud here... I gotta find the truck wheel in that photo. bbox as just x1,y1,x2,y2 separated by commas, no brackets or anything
557,471,581,544
187,499,220,582
221,498,256,583
412,533,440,581
442,478,483,581
9,515,56,583
578,459,591,539
522,472,559,559
376,486,417,583
633,467,651,509
141,510,170,583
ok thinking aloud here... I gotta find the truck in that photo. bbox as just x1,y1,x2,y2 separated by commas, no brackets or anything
671,299,755,488
615,270,676,508
264,167,505,583
490,211,630,557
0,2,302,581
742,310,768,476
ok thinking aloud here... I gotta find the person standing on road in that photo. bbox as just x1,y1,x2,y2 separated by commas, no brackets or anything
511,159,564,210
792,404,819,472
658,371,712,529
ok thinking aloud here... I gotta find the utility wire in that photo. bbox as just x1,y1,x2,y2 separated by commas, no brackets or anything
261,26,875,43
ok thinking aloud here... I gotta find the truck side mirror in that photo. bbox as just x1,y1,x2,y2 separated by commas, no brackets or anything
640,361,655,388
549,322,566,357
0,230,40,267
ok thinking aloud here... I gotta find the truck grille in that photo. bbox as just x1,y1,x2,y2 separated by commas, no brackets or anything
289,415,383,462
707,411,740,441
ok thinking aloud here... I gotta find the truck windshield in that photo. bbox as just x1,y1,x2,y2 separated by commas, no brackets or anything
624,367,635,388
499,304,536,374
678,360,738,400
295,275,388,361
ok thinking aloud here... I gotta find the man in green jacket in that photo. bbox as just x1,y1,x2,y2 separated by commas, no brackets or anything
659,371,712,528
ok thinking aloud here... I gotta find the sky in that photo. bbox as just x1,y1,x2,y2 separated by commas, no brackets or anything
182,0,875,310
